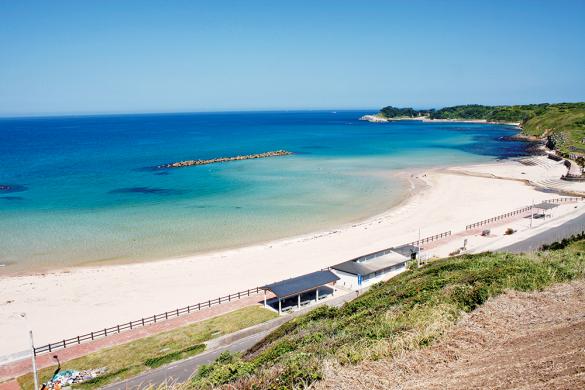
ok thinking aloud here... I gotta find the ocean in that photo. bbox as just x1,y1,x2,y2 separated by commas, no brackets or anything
0,110,529,272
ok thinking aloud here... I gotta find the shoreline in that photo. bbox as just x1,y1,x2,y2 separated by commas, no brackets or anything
0,168,424,277
0,153,559,277
3,155,585,356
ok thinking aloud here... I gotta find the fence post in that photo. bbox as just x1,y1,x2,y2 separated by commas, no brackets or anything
209,300,211,307
141,318,145,326
77,336,80,344
104,328,107,337
130,322,133,330
176,308,179,316
117,325,120,333
198,303,201,310
91,332,94,340
63,339,66,348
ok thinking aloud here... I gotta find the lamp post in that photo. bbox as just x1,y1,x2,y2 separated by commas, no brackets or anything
21,313,39,390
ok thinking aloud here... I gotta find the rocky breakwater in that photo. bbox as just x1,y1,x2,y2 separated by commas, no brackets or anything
158,150,293,169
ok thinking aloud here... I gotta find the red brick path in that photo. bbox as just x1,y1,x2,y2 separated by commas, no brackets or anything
0,293,271,383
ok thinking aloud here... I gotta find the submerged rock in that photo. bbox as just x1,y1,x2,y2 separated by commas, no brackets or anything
108,187,187,195
0,184,28,193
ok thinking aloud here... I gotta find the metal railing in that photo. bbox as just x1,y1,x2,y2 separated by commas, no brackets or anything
466,197,583,230
544,197,583,203
407,231,452,247
33,287,262,356
465,206,532,230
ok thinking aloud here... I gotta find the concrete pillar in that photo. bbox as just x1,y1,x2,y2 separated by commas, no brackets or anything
297,294,301,308
263,291,267,308
278,298,281,315
316,288,319,301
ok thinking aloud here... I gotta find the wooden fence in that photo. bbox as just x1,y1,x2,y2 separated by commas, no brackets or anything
466,197,583,230
543,197,584,203
465,206,533,230
406,231,452,247
33,287,262,356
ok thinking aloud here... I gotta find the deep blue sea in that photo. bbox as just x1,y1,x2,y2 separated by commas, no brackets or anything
0,111,528,272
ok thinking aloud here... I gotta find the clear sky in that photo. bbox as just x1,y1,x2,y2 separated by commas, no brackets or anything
1,0,584,116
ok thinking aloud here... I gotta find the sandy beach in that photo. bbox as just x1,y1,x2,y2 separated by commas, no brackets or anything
1,155,584,357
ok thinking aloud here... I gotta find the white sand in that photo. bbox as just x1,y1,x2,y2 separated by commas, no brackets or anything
1,156,584,357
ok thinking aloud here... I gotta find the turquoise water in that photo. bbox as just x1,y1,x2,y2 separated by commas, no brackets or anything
0,111,527,272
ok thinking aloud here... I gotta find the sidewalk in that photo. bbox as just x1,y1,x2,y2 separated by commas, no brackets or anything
0,293,268,383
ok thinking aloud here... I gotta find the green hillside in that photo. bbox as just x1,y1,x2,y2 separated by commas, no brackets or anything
378,103,585,157
190,237,585,389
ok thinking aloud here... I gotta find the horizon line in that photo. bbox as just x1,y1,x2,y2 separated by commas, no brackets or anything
0,107,381,120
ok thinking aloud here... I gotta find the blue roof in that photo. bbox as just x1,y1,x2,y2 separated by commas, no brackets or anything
261,270,339,298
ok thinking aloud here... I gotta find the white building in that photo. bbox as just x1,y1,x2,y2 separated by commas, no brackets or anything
331,246,414,289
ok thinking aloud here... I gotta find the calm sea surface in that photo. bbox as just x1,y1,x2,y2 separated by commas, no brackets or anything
0,111,528,272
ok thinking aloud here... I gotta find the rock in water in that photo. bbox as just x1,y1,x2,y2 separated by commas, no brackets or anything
157,150,293,169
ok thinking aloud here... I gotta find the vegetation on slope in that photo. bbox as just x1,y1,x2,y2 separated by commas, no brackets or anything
191,239,585,389
378,103,585,158
17,306,276,390
379,106,428,118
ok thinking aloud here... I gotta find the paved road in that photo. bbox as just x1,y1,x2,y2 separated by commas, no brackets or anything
102,290,360,390
497,212,585,253
102,330,271,390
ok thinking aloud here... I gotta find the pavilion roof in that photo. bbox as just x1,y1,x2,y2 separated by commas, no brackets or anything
261,270,339,299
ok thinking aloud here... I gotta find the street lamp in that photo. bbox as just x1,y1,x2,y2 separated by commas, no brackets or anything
20,313,39,390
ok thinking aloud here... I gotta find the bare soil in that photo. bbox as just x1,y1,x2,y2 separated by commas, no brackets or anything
318,280,585,390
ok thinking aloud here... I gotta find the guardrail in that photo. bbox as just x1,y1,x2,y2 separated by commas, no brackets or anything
33,287,262,356
544,197,583,203
407,231,452,247
466,206,532,230
466,197,583,230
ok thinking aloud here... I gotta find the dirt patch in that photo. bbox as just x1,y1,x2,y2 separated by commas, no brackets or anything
318,280,585,390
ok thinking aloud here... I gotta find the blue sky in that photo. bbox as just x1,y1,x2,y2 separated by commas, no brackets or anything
1,0,584,116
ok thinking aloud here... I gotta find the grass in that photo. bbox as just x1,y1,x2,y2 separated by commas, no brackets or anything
190,239,585,389
17,306,277,390
521,103,585,156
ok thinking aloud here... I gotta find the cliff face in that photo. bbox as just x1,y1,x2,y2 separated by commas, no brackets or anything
157,150,293,169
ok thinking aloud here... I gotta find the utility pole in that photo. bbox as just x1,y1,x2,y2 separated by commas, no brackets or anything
30,330,39,390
